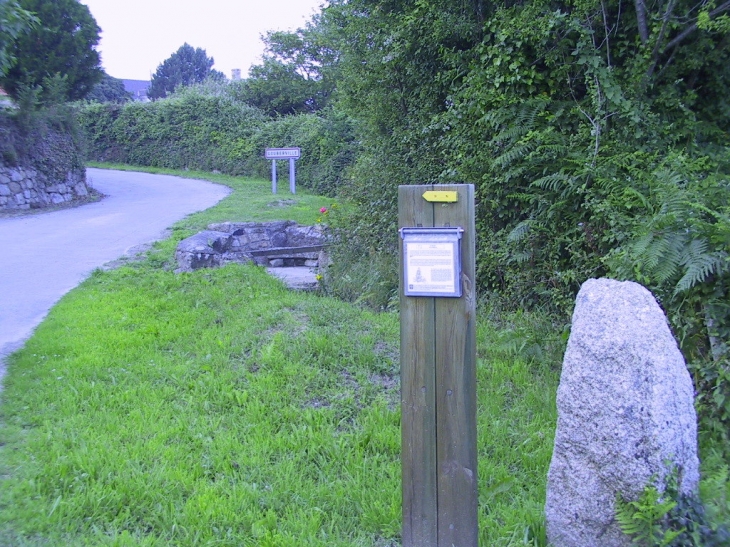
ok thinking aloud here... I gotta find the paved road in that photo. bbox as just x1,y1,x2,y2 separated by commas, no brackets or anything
0,168,230,380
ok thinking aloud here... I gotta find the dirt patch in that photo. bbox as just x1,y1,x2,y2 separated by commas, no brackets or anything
369,372,399,391
267,199,298,208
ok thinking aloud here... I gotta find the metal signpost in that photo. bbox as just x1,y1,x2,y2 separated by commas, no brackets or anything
399,184,477,547
265,147,301,194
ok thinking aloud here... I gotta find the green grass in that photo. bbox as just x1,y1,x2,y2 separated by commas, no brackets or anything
0,266,402,546
86,162,335,229
0,166,727,546
0,262,560,546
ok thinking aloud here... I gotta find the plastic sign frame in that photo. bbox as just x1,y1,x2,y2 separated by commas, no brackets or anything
400,227,463,298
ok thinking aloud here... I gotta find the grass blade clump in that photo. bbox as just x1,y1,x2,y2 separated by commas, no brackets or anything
0,264,402,546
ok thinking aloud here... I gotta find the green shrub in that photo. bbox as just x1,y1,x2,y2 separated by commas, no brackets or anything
616,469,730,547
0,81,85,183
76,84,357,197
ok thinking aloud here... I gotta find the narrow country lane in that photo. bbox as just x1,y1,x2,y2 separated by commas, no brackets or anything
0,168,230,382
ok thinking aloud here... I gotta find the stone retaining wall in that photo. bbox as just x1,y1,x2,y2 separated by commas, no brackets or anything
0,164,88,210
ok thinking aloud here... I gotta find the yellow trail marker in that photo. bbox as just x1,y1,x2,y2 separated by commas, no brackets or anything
422,190,458,203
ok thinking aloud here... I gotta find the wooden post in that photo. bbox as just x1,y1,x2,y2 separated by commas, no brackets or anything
399,184,477,547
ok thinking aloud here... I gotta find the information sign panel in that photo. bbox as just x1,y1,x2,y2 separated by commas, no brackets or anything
400,227,463,297
265,147,301,159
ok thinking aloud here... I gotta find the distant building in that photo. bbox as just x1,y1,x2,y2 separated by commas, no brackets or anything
232,69,241,81
122,79,151,102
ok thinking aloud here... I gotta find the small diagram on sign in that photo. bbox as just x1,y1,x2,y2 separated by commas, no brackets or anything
415,267,425,282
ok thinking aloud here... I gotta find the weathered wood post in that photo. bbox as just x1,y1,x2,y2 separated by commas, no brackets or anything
399,184,478,547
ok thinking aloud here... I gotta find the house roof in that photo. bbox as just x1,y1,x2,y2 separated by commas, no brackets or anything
122,79,150,97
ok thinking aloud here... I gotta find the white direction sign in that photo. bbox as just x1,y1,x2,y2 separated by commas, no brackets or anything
265,147,301,160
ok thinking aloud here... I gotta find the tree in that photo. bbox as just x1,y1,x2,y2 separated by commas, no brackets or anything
86,73,131,103
147,43,225,99
234,18,342,116
232,58,321,116
0,0,102,101
309,0,729,432
0,0,37,76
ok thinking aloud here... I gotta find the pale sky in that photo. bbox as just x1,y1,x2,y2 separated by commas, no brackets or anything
80,0,326,81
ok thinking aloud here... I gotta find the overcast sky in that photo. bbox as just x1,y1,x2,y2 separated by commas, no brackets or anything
80,0,326,81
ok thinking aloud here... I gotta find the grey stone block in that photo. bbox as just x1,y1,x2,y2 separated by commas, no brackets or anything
546,278,699,547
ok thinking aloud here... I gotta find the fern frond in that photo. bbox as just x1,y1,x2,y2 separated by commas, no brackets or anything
535,143,569,157
630,231,686,283
653,167,686,188
510,250,532,264
492,124,530,143
638,233,671,271
591,175,622,196
486,99,548,140
657,192,688,218
629,231,655,257
494,142,537,168
621,187,651,210
651,236,685,284
531,173,572,193
507,220,533,243
674,238,724,294
506,192,537,206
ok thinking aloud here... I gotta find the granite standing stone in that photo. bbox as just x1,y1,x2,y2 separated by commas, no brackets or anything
546,278,699,547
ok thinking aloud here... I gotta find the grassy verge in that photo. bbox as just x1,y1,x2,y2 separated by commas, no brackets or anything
86,162,335,229
0,261,559,546
0,165,727,546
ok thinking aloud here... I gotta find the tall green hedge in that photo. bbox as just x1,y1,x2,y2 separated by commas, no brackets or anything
76,85,357,196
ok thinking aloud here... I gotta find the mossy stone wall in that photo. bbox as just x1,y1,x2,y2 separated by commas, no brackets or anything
0,111,88,211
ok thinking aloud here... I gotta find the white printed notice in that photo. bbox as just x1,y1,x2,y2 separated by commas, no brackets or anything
403,230,461,297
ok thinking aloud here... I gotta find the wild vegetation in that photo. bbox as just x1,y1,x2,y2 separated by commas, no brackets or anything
2,0,728,543
0,167,726,546
0,0,97,206
314,0,730,404
78,0,730,453
0,79,86,194
0,171,555,546
77,84,357,197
